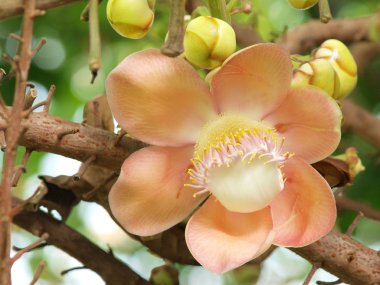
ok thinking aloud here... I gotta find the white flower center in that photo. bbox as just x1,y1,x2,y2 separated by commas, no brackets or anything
186,125,292,213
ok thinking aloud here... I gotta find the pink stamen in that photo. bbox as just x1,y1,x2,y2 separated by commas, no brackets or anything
186,128,292,196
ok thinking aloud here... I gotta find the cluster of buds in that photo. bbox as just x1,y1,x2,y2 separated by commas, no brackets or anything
106,1,236,70
287,0,319,10
292,39,357,100
106,0,155,39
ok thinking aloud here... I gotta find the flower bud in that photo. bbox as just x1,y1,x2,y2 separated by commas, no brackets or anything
334,147,365,181
287,0,319,9
106,0,154,39
315,39,357,99
292,58,340,99
184,16,236,69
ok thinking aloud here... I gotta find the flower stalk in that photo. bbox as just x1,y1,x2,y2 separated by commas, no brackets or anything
207,0,230,23
319,0,332,23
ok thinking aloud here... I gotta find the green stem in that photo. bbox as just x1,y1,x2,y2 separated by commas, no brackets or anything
88,0,101,83
318,0,332,23
207,0,230,23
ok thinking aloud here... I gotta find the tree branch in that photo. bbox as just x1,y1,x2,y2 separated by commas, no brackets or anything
277,17,371,54
1,100,378,173
0,110,145,170
336,194,380,222
12,198,149,285
1,0,42,283
31,174,380,284
292,232,380,284
342,100,380,149
0,0,81,20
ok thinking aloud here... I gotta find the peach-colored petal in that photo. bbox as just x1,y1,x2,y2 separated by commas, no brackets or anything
270,156,336,247
185,199,273,273
263,87,342,163
109,146,204,236
211,43,293,119
106,49,216,147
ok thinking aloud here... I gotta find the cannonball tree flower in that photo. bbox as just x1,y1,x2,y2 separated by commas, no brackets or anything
106,44,341,273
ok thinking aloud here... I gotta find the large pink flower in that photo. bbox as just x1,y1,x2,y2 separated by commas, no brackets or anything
106,44,341,273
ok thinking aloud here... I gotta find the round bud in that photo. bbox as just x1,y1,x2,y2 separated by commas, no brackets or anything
287,0,319,10
106,0,154,39
292,58,340,99
184,16,236,69
315,39,357,99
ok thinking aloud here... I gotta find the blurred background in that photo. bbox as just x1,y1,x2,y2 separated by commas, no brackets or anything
1,0,380,284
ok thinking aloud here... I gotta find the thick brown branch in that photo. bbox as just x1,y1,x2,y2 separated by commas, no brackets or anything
293,232,380,284
12,198,149,285
277,17,370,54
342,100,380,149
0,0,81,20
35,174,380,284
0,111,145,170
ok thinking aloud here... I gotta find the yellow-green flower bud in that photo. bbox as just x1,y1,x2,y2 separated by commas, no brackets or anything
315,39,357,99
106,0,154,39
334,147,365,181
292,58,340,99
287,0,319,10
184,16,236,69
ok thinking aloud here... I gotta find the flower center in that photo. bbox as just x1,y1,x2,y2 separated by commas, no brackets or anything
185,114,292,213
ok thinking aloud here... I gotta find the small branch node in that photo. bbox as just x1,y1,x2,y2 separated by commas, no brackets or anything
113,130,127,147
8,33,24,42
29,261,46,285
22,84,55,117
32,9,46,18
73,155,97,181
92,100,101,128
10,233,49,266
346,211,364,236
13,243,48,252
12,148,33,187
56,127,80,141
303,262,322,285
0,130,6,151
43,84,56,113
61,266,88,276
11,182,49,217
31,38,47,57
23,87,37,110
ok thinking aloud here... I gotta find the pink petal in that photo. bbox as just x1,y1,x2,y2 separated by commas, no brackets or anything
106,49,216,147
185,199,273,273
270,156,336,247
109,146,204,236
211,43,292,119
264,87,342,163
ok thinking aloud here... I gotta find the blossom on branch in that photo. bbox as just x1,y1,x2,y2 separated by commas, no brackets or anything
105,44,342,273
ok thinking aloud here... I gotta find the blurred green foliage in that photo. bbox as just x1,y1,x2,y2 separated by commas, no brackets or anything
1,0,380,284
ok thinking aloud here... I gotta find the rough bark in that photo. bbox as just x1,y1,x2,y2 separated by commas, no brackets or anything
12,198,149,285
